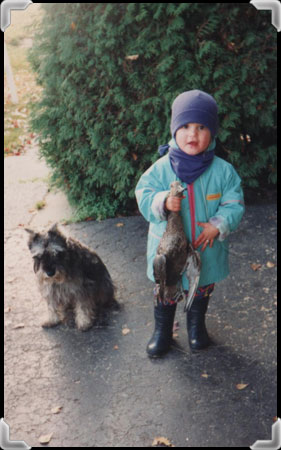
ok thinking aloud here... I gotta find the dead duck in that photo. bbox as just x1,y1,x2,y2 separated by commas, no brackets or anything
153,181,201,311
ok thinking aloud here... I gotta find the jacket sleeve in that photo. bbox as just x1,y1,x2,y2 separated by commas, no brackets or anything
135,161,170,223
209,165,245,241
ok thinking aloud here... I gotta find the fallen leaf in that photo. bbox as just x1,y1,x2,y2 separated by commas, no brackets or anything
13,323,25,329
251,263,261,271
39,433,53,444
51,406,63,414
132,153,138,161
4,307,11,313
266,261,275,268
7,277,16,283
263,287,270,293
260,306,270,312
125,54,139,61
116,222,124,227
201,373,209,379
152,436,175,447
122,327,130,336
113,345,119,350
236,383,249,390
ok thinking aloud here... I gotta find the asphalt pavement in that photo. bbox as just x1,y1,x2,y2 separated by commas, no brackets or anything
4,145,277,447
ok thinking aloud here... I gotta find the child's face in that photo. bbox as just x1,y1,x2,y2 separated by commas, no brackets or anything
175,123,211,155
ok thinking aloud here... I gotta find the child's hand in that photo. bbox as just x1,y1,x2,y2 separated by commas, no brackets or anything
165,195,185,212
194,222,219,252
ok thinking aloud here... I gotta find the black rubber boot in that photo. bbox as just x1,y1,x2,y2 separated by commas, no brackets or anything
146,303,177,358
187,296,210,350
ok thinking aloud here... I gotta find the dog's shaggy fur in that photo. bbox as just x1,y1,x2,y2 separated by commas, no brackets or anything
26,224,117,331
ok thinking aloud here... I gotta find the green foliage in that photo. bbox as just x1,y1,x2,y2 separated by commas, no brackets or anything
29,3,276,219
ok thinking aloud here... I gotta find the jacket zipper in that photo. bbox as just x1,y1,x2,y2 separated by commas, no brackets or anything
187,183,196,244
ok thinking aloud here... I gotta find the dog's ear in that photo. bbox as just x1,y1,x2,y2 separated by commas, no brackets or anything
49,223,59,233
47,223,68,253
25,228,37,247
48,223,64,239
25,228,44,254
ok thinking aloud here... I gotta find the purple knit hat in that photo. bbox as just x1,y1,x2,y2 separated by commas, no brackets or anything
170,90,219,138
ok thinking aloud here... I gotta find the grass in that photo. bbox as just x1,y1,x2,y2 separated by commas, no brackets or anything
35,200,46,211
4,4,43,156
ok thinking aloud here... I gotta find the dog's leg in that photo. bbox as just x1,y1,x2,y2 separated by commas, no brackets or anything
41,300,61,328
74,302,93,331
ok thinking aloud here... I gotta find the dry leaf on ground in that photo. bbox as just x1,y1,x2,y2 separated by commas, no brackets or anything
266,261,275,268
251,263,261,271
38,433,53,444
122,327,130,336
152,436,175,447
51,406,63,414
13,323,25,329
236,383,249,390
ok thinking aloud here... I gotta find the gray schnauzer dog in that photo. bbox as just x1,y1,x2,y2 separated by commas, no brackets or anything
25,224,117,331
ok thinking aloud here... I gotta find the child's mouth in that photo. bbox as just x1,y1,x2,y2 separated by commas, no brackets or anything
188,142,197,146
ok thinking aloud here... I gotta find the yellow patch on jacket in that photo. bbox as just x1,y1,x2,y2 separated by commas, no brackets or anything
206,193,221,201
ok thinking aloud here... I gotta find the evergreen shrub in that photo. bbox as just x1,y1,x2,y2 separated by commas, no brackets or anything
29,3,277,220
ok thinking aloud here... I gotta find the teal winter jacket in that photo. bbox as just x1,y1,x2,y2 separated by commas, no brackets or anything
135,154,245,289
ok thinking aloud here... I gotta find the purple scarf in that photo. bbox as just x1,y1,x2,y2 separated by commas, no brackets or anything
158,142,215,185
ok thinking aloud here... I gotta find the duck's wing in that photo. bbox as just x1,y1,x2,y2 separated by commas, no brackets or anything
183,245,201,312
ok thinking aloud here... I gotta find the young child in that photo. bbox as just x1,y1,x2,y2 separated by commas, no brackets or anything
135,90,245,357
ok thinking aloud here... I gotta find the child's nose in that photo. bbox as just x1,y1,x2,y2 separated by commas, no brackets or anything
188,128,197,138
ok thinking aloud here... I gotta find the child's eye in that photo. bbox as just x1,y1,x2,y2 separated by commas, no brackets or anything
198,125,205,130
